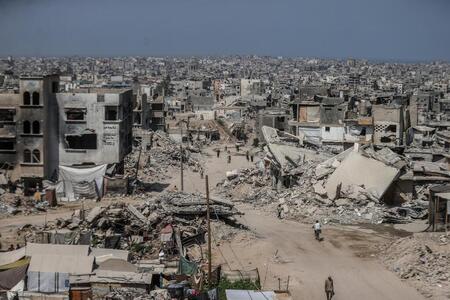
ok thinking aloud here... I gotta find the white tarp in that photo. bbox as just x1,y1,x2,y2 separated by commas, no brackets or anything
7,280,24,300
27,255,94,293
59,164,107,201
0,248,26,267
225,290,276,300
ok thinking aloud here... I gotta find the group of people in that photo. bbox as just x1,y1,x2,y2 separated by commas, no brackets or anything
215,145,254,164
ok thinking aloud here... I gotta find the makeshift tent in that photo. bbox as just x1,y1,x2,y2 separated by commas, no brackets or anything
25,243,90,257
0,248,26,269
58,164,107,201
97,258,137,273
27,254,94,293
0,264,28,290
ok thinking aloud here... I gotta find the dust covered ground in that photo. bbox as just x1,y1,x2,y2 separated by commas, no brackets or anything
0,142,447,299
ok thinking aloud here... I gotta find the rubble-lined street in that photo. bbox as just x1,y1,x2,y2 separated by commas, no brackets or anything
0,137,449,299
1,50,450,299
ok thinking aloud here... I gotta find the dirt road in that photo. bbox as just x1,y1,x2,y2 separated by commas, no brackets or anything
215,207,425,300
191,144,426,299
0,142,427,299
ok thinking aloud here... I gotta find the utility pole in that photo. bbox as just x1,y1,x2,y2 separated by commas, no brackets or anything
205,175,212,286
180,125,184,191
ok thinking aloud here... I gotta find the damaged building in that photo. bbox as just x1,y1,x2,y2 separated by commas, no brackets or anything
57,89,133,172
0,76,133,190
0,75,60,191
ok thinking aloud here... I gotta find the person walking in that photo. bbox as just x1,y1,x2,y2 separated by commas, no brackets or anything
277,204,283,219
246,150,249,161
216,149,220,158
325,276,334,300
313,220,322,240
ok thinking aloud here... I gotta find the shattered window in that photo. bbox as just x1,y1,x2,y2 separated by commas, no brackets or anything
386,124,397,133
66,133,97,149
0,140,14,150
23,149,31,162
32,121,40,134
105,106,118,121
66,109,85,121
23,92,30,105
152,103,164,111
52,82,59,93
32,149,40,163
23,121,31,134
0,109,14,122
32,92,40,105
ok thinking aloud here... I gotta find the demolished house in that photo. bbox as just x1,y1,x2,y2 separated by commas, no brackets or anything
9,191,243,298
261,126,327,190
219,126,442,224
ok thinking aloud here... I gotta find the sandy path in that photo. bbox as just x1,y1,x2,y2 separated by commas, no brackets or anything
0,142,427,299
216,207,425,300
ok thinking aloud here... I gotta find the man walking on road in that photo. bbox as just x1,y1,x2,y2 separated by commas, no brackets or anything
325,276,334,300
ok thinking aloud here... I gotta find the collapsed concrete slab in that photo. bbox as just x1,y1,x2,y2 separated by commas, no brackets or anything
325,150,400,200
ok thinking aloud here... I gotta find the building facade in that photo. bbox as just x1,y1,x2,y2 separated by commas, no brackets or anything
0,76,133,187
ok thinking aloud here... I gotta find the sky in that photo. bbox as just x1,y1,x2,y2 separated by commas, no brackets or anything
0,0,449,61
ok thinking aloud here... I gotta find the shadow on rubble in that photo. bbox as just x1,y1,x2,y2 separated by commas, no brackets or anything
134,181,171,193
222,216,249,231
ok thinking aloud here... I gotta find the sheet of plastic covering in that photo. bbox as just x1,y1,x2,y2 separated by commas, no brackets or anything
27,254,94,293
25,243,90,257
0,264,28,290
0,248,26,268
7,280,24,300
225,290,276,300
89,248,130,264
27,270,69,293
59,164,107,201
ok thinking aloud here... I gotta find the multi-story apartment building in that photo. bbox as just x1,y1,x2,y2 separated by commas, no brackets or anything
0,76,133,189
0,75,59,190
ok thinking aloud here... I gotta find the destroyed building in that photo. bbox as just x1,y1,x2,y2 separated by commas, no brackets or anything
133,92,150,129
0,77,133,191
256,109,290,141
372,104,405,147
0,75,60,190
57,88,133,171
240,79,264,97
148,96,167,132
289,96,352,150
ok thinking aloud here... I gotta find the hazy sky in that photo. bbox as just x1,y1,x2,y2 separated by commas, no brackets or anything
0,0,449,61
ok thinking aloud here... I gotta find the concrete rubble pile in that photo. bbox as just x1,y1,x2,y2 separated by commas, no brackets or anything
105,288,170,300
218,144,431,224
380,234,450,298
18,192,241,261
0,191,48,216
125,130,203,184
